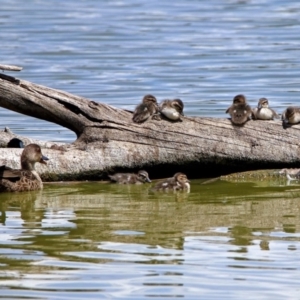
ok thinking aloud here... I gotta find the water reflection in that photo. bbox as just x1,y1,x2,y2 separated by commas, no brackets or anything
1,180,300,297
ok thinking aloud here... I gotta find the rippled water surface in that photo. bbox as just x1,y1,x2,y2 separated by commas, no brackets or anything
1,178,300,299
1,0,300,142
2,0,300,298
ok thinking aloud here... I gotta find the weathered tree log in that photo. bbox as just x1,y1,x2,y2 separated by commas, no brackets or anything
0,67,300,180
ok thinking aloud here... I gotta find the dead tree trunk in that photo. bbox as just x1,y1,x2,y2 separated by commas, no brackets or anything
0,65,299,180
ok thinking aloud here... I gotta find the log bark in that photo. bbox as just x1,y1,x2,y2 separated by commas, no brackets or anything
0,66,300,180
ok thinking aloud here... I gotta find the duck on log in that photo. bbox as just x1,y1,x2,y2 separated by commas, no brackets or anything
0,64,299,181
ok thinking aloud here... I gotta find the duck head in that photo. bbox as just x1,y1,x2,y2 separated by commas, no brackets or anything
172,99,184,115
21,144,49,171
142,94,158,109
137,170,151,183
233,94,247,105
258,98,269,108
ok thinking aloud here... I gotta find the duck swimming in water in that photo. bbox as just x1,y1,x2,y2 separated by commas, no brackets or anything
109,170,151,184
152,172,190,192
0,143,49,192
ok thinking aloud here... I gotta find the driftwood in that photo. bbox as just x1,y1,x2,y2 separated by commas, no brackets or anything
0,64,23,71
0,64,300,181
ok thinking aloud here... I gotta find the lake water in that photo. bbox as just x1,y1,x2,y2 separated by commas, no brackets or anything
1,0,300,299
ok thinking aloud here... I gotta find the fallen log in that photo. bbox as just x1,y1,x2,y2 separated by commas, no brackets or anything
0,65,300,181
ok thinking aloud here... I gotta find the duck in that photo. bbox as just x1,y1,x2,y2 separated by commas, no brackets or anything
159,99,184,121
152,172,190,192
226,94,252,125
252,98,279,120
281,106,300,125
108,170,151,184
0,143,49,192
132,94,159,123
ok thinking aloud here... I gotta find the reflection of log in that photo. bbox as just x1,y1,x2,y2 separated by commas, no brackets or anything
1,65,300,180
3,182,299,247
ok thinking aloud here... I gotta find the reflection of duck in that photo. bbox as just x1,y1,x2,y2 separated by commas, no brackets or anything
152,172,190,192
252,98,279,120
109,170,151,184
0,144,49,192
281,106,300,125
226,94,252,125
279,168,300,181
132,94,159,123
159,99,184,121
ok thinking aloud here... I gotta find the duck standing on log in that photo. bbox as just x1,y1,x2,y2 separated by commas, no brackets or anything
281,106,300,125
252,98,279,120
159,99,184,121
226,94,252,125
132,94,159,123
0,144,49,192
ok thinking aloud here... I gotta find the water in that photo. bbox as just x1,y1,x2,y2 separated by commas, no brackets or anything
1,179,300,299
1,0,300,298
1,0,300,142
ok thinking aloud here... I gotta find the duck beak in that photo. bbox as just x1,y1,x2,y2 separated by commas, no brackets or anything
40,155,49,165
147,178,152,183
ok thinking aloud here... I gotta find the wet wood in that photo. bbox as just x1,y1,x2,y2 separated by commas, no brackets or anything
0,71,299,181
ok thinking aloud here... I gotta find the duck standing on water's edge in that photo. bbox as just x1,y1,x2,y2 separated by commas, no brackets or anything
226,94,252,125
109,170,151,184
0,143,49,192
152,172,190,192
132,94,159,123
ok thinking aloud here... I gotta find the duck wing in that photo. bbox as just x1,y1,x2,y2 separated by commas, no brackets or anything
0,166,22,179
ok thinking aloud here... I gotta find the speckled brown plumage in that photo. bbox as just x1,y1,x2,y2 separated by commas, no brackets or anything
0,144,48,193
132,94,159,123
109,170,151,184
152,172,190,192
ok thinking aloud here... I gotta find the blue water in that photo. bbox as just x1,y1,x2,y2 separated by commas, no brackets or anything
1,0,300,142
1,1,300,299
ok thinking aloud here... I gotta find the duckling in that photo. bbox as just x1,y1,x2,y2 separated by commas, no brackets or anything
152,172,190,192
109,170,151,184
226,94,252,125
132,94,159,123
281,106,300,125
159,99,184,121
252,98,279,120
0,143,49,192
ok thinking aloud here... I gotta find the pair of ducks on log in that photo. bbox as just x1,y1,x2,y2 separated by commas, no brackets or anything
132,95,184,123
0,144,190,193
226,94,300,125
